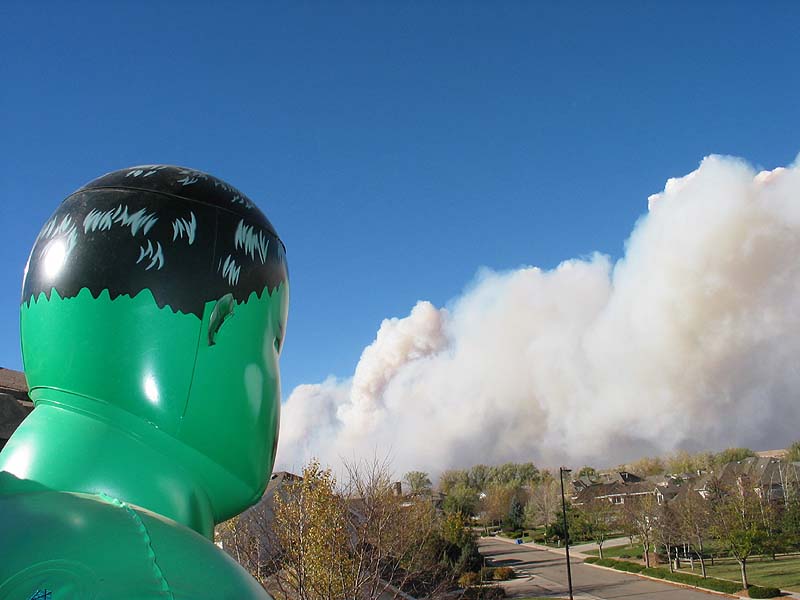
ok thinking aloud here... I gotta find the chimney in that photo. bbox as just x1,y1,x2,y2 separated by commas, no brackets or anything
393,481,402,496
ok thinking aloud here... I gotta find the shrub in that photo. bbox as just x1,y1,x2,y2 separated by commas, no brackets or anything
492,567,514,581
614,562,645,573
663,571,740,595
748,586,782,599
456,538,483,574
698,578,743,594
479,567,495,580
462,586,506,599
458,572,480,587
595,558,617,567
662,571,702,585
642,566,671,578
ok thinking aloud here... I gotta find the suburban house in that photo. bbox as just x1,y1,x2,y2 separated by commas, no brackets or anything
667,456,800,505
572,477,655,506
651,477,683,505
710,456,800,502
0,367,32,451
571,470,667,505
570,463,800,508
574,456,800,509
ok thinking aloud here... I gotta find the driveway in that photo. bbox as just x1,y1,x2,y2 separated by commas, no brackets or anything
478,537,729,599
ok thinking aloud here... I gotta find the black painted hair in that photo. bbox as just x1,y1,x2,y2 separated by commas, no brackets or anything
23,165,288,317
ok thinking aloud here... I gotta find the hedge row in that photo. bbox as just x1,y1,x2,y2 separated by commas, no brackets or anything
582,557,778,596
458,572,480,587
461,585,506,600
478,566,514,581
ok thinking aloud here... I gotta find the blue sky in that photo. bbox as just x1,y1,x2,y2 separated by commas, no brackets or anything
2,2,799,396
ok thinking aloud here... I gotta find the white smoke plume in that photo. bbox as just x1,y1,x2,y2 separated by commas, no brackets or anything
277,155,800,476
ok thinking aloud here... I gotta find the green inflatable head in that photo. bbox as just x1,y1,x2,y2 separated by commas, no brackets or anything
8,165,288,537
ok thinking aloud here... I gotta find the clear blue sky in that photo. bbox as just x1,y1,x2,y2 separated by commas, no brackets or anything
2,2,799,396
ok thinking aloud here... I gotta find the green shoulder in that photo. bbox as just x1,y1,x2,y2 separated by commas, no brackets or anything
0,478,270,599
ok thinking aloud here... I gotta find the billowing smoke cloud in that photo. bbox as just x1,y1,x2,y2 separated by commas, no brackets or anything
277,155,800,475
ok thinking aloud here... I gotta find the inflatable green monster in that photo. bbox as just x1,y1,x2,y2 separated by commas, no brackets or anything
0,166,288,598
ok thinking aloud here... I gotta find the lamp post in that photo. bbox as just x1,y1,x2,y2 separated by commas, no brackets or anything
559,467,574,600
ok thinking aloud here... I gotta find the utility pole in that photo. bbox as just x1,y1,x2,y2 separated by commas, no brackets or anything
560,467,574,600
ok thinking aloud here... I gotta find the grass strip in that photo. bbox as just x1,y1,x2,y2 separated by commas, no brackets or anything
582,556,781,596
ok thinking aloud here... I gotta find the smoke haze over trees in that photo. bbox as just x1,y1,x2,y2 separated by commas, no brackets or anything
278,156,800,475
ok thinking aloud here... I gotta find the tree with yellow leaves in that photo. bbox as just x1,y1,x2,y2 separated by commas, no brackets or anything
271,460,352,600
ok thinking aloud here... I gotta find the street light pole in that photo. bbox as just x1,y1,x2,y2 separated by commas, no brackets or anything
560,467,574,600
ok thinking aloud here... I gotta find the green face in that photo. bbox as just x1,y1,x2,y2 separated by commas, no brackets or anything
19,166,289,522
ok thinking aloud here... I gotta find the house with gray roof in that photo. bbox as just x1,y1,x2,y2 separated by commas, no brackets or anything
0,367,32,451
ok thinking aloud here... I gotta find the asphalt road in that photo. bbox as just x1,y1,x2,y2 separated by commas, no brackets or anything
478,537,724,599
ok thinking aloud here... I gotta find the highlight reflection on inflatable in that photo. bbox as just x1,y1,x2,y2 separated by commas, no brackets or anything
0,166,288,598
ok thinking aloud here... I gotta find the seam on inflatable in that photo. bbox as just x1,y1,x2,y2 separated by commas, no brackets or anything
100,494,175,598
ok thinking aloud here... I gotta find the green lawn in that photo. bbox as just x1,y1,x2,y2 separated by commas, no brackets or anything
586,540,727,561
586,543,641,559
677,553,800,592
585,544,800,591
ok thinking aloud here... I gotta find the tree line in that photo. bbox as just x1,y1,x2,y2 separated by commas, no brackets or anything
217,443,800,597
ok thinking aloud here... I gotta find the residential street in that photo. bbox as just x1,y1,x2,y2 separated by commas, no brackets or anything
478,537,726,599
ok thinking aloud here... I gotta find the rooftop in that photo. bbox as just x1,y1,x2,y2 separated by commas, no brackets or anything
0,367,28,396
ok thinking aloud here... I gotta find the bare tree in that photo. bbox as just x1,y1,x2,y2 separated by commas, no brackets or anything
708,477,764,590
341,456,447,600
757,484,781,561
216,514,273,587
261,458,451,600
675,490,710,577
653,503,681,572
578,498,615,559
527,476,560,530
621,494,658,568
